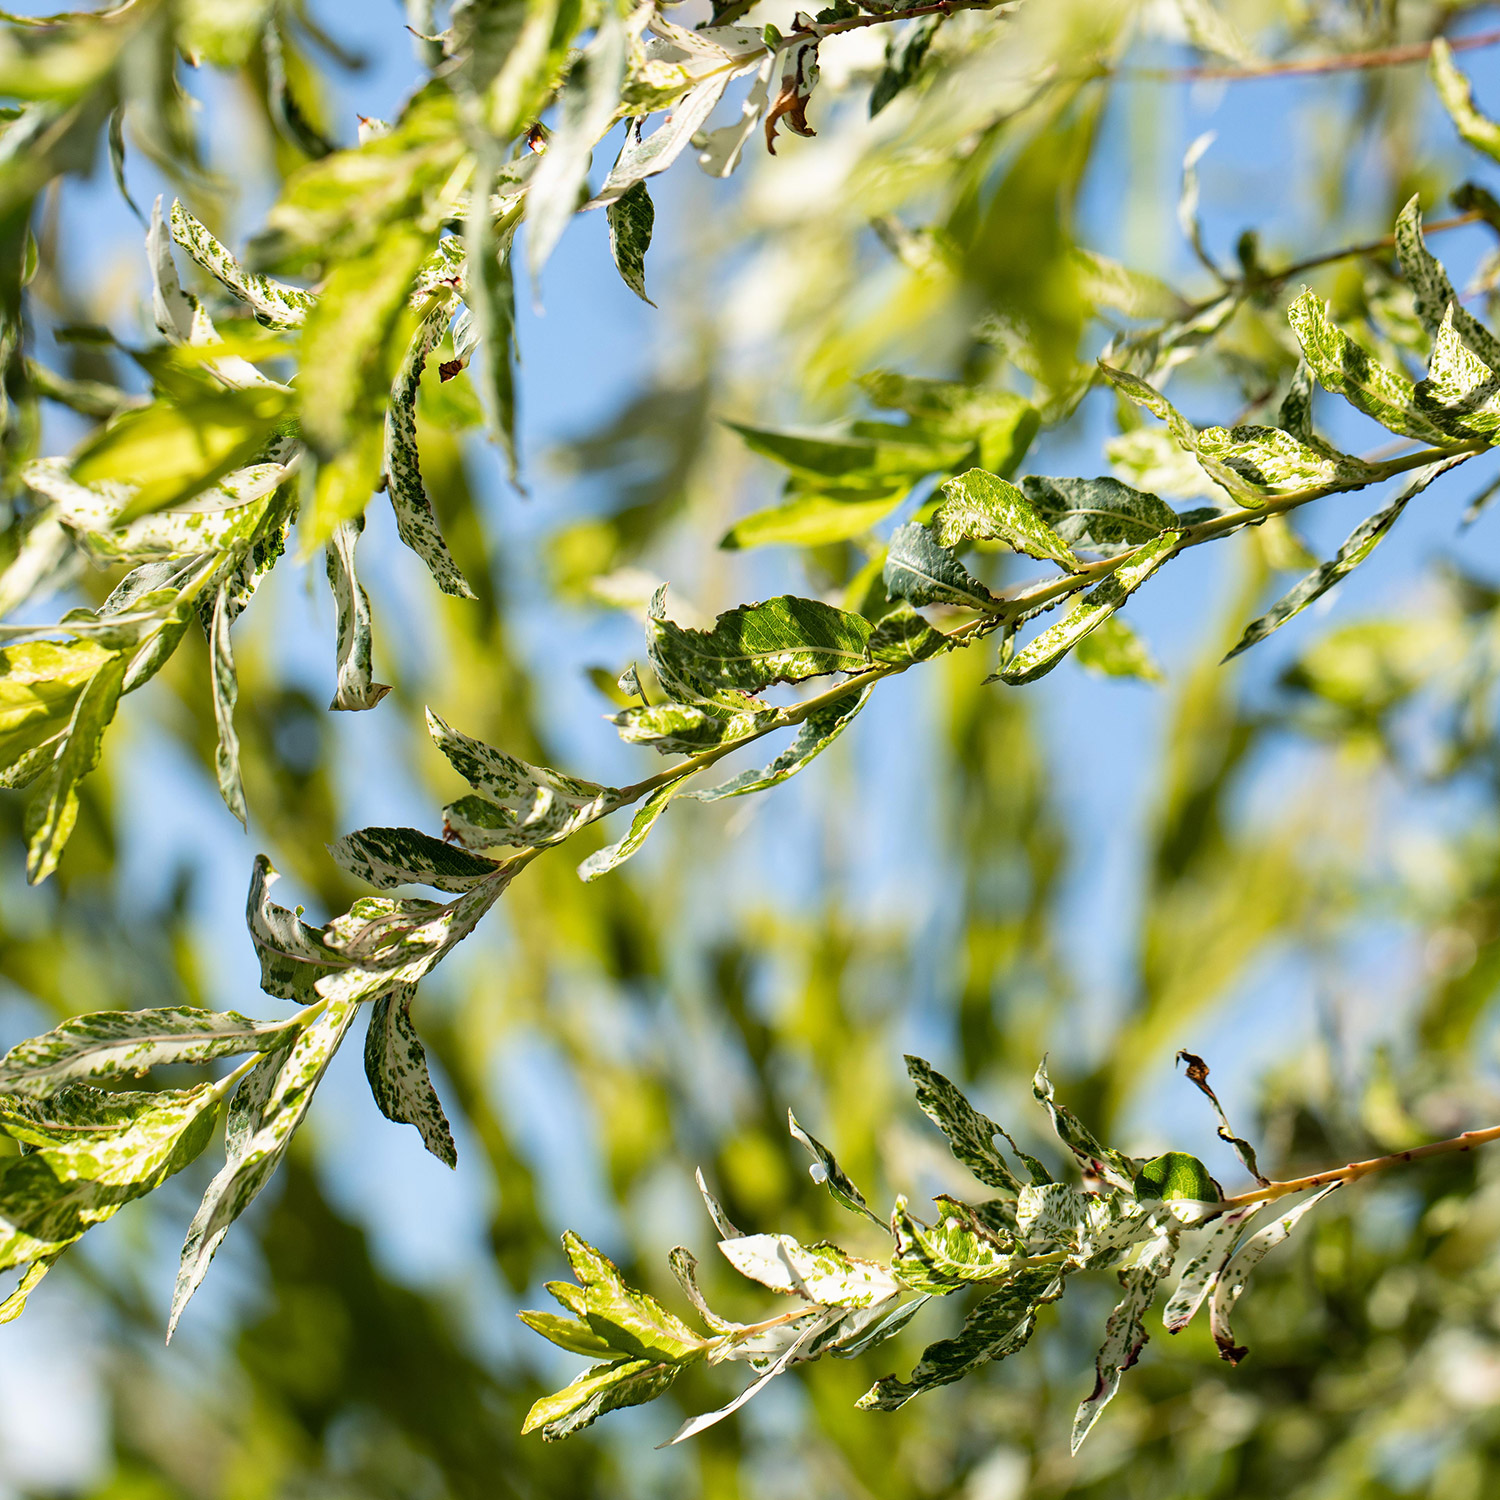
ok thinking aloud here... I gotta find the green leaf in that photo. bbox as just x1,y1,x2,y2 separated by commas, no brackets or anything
869,13,943,116
1430,39,1500,164
25,648,128,883
890,1197,1016,1294
1016,1183,1156,1265
517,1308,618,1359
0,638,114,778
1287,292,1453,445
935,468,1078,570
691,685,870,802
426,709,613,845
364,984,457,1167
169,200,314,329
868,605,950,665
612,701,778,754
0,1005,300,1098
561,1231,704,1360
1225,456,1471,660
860,374,1040,477
590,74,737,209
729,420,967,490
324,516,391,711
1074,614,1162,682
1132,1152,1220,1204
0,1257,55,1324
577,778,684,882
1415,305,1500,441
1209,1185,1340,1365
602,178,655,305
648,590,872,709
208,583,246,826
1020,475,1180,557
719,1232,903,1308
170,997,361,1336
465,159,521,486
719,488,905,550
1000,531,1179,686
522,1356,682,1442
329,826,505,892
904,1055,1038,1194
70,384,294,523
1394,195,1500,370
383,293,477,599
1031,1060,1139,1189
528,7,627,281
787,1107,888,1229
858,1266,1061,1410
1071,1227,1178,1452
883,523,996,610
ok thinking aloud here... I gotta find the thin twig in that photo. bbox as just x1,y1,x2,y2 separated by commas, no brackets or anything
1120,24,1500,83
1220,1123,1500,1209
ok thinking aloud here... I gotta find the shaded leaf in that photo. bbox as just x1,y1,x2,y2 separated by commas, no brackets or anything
364,984,457,1167
883,523,996,610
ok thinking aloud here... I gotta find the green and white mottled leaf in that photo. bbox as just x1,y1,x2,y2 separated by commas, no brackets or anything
208,583,246,826
523,1355,683,1442
935,469,1077,570
329,825,505,892
25,647,128,884
588,74,735,209
169,200,314,329
891,1198,1015,1294
1208,1185,1339,1364
1020,475,1178,557
696,1167,744,1241
1287,292,1453,445
905,1055,1036,1194
0,638,115,781
883,524,996,610
1074,614,1162,682
1430,39,1500,164
1032,1060,1139,1189
1001,532,1179,685
1071,1226,1179,1452
170,996,360,1336
465,157,520,484
868,605,950,665
1162,1205,1258,1333
1394,195,1500,369
787,1107,887,1229
612,700,778,755
691,686,869,802
0,1257,54,1324
606,180,655,305
0,1005,301,1099
1415,306,1500,441
383,295,476,599
719,1232,902,1308
857,1266,1060,1411
426,710,613,845
697,54,773,177
562,1231,704,1361
246,854,343,1002
577,778,684,882
364,984,456,1167
648,589,871,709
324,516,391,711
1225,456,1471,659
1193,422,1380,496
1016,1183,1156,1266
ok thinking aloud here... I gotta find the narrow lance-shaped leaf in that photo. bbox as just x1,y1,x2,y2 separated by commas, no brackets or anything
787,1108,888,1230
1415,307,1500,441
383,294,477,599
364,984,457,1167
691,685,869,802
891,1198,1016,1293
329,826,505,893
613,700,778,755
1209,1184,1340,1364
904,1055,1034,1193
170,997,361,1336
858,1266,1061,1410
883,524,996,610
169,200,315,329
0,1005,302,1098
208,582,246,826
1071,1227,1179,1452
1074,614,1162,682
578,778,684,882
1021,474,1179,557
1001,531,1179,686
1393,195,1500,369
1430,39,1500,164
868,605,950,665
935,469,1078,570
1225,455,1472,660
588,74,735,209
1032,1059,1139,1188
324,515,391,711
465,153,520,484
1162,1205,1259,1333
25,648,128,884
605,180,655,305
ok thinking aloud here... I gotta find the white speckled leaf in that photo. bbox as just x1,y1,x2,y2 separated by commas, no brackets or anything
364,984,456,1167
324,515,390,711
328,825,505,892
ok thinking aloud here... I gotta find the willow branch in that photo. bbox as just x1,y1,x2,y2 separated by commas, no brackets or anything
1119,24,1500,83
1220,1123,1500,1209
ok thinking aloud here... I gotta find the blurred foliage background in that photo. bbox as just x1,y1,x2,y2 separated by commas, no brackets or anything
8,0,1500,1497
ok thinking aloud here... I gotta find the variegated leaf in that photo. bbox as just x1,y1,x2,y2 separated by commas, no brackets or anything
329,825,505,892
883,524,996,610
1032,1060,1139,1189
169,200,315,328
905,1055,1036,1194
208,583,246,826
612,700,778,755
891,1197,1016,1294
787,1108,887,1229
364,985,456,1167
1162,1205,1259,1333
324,516,390,711
935,469,1078,570
605,180,655,304
577,779,686,882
